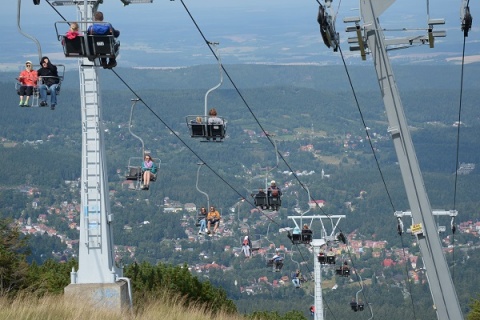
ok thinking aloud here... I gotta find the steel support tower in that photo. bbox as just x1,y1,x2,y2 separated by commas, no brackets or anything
356,0,463,318
288,215,345,320
66,0,121,285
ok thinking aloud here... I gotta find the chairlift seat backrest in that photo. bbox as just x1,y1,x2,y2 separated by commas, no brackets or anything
254,195,267,207
251,240,261,251
125,157,160,184
292,233,302,244
253,190,267,207
196,210,206,227
89,35,119,57
350,301,358,312
318,254,326,264
125,166,142,180
191,124,206,137
207,124,225,138
336,267,350,277
268,196,281,207
327,255,336,264
301,230,313,243
63,36,86,57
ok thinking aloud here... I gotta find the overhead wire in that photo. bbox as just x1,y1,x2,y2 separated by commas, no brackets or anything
303,35,387,320
451,0,471,281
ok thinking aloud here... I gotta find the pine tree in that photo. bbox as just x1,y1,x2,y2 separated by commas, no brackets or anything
0,218,30,296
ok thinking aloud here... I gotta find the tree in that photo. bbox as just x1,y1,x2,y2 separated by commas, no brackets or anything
468,297,480,320
0,219,30,296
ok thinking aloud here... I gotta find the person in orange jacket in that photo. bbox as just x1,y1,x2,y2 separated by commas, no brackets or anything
17,60,38,107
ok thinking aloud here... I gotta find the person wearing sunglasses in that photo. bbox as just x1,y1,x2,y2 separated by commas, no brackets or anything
17,61,38,107
141,154,157,190
206,206,221,236
37,56,60,110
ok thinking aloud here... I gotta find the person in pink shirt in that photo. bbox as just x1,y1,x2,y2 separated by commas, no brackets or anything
65,22,80,40
17,61,38,107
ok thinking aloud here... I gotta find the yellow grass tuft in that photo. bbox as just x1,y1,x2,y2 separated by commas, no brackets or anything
0,292,247,320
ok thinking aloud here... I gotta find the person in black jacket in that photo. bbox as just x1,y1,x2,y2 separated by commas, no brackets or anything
37,56,60,110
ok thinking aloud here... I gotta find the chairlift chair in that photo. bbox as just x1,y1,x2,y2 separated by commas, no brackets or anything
288,220,313,245
335,261,350,277
319,247,336,264
326,252,336,265
301,228,313,244
350,300,358,312
250,187,282,211
186,115,226,142
55,21,119,65
195,209,204,227
317,252,327,264
351,273,366,312
15,64,65,108
251,188,268,209
316,2,339,52
250,238,262,252
289,230,312,245
186,42,227,142
265,252,285,271
125,99,160,190
125,156,160,190
267,188,281,211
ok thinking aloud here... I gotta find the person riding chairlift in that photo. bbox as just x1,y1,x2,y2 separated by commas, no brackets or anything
242,236,252,257
271,250,284,272
141,154,157,190
267,180,281,210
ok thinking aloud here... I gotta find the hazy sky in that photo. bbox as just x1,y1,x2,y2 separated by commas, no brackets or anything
1,0,478,69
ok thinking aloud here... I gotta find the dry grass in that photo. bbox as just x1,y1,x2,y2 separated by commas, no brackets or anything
0,292,247,320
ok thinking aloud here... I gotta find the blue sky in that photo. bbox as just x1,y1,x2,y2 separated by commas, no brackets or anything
1,0,479,70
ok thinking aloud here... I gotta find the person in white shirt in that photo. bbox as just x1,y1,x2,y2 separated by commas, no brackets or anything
207,108,223,125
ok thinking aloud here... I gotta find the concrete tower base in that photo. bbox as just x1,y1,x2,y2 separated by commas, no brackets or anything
64,281,130,314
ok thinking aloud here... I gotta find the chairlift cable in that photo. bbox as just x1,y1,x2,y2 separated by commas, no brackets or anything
451,0,471,281
45,0,69,23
